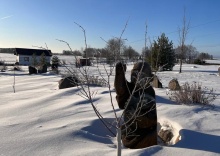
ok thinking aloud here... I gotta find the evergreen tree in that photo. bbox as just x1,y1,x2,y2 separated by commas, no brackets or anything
51,55,60,65
51,55,60,70
149,33,175,71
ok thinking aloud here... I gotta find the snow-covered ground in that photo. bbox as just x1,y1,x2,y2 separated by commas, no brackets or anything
0,53,220,156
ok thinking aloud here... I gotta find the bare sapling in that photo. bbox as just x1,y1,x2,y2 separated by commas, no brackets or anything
178,8,190,73
58,20,157,156
57,22,118,137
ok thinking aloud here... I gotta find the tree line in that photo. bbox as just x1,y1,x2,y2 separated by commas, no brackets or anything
0,36,213,70
61,33,213,70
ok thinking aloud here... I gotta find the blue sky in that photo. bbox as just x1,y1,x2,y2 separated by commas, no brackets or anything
0,0,220,57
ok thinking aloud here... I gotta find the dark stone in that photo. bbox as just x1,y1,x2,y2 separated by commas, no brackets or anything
114,62,157,149
158,129,174,144
59,76,79,89
28,66,37,74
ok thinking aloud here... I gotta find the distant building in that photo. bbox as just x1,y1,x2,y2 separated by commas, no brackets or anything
75,57,91,67
14,48,52,66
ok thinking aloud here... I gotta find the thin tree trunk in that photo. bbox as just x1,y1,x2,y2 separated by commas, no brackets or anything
13,69,15,93
117,128,122,156
179,59,182,73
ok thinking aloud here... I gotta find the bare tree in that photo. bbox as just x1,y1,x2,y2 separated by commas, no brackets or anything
102,38,126,66
178,8,190,73
175,45,198,64
58,21,157,156
123,46,139,61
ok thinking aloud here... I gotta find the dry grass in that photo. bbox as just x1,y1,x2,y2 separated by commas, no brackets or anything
169,82,217,107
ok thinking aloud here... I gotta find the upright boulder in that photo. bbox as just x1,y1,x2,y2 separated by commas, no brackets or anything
115,62,157,149
152,75,162,88
59,76,79,89
168,79,181,90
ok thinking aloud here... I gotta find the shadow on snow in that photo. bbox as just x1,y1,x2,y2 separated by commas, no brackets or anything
173,129,220,154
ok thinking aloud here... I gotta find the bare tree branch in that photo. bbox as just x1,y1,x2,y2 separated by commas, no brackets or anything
74,22,88,58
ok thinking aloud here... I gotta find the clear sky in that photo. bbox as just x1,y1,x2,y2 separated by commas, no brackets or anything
0,0,220,57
